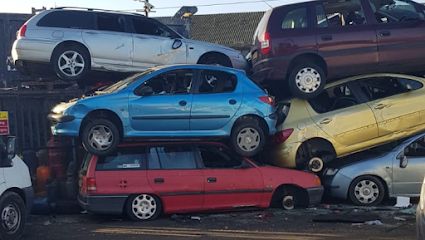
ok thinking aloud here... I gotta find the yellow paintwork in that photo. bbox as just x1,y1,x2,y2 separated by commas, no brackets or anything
271,73,425,168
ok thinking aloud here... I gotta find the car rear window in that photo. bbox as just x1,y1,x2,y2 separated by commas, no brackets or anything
96,147,147,170
37,11,95,29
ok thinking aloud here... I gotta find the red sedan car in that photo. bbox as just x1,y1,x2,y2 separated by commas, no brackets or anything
78,142,323,221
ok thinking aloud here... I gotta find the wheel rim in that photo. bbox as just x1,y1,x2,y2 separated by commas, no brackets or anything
295,67,321,93
237,127,261,152
131,194,157,220
308,157,324,173
354,180,380,204
1,203,21,233
282,195,294,210
58,50,85,77
87,125,114,151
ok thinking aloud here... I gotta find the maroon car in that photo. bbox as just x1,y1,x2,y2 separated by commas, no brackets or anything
251,0,425,99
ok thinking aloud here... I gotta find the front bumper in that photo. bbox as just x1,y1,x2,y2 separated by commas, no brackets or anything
78,194,128,215
321,173,352,200
49,114,82,137
306,186,324,206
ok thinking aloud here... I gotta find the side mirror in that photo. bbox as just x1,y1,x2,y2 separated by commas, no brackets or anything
172,39,183,49
400,155,408,168
7,136,16,162
136,86,154,96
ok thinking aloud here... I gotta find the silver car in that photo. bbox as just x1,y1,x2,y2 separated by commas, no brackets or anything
323,133,425,206
11,7,247,81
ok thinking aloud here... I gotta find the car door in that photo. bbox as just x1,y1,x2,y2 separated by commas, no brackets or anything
359,76,424,137
366,0,425,72
198,146,264,210
82,13,133,67
315,0,379,78
130,17,187,68
392,137,425,195
146,146,204,213
190,70,242,130
128,69,194,133
307,82,378,147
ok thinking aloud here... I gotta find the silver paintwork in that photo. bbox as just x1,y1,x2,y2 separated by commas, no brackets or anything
131,194,158,220
237,127,261,152
295,67,321,93
12,9,247,74
324,132,425,200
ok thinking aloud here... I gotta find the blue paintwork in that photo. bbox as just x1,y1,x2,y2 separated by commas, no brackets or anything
51,64,277,140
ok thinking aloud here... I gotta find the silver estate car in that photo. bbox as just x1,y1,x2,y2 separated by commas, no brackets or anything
323,132,425,206
11,7,247,81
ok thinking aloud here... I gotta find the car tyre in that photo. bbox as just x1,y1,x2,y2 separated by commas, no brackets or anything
0,192,26,240
348,176,385,206
52,44,91,81
288,63,326,99
81,118,119,156
231,117,265,157
126,194,162,221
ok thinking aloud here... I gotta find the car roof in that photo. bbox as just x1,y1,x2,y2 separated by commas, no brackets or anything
48,7,146,17
149,64,246,75
324,73,425,89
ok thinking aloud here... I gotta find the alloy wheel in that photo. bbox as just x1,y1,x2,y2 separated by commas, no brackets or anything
58,50,85,77
87,125,114,151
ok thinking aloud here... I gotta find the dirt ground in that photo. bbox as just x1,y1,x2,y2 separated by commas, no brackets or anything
22,204,417,240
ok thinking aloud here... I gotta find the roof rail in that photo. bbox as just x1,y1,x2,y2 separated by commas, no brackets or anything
52,7,145,16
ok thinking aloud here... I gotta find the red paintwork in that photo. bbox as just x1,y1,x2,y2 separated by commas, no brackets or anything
81,144,321,214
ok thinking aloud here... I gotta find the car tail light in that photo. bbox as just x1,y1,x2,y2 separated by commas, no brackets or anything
273,129,294,144
260,31,271,55
259,96,274,106
18,24,27,38
87,177,97,192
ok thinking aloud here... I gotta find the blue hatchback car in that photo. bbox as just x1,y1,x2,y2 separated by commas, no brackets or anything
49,65,277,156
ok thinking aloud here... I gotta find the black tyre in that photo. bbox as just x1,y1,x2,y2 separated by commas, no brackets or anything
52,44,91,81
0,192,26,240
81,118,119,156
231,117,266,157
126,194,162,221
288,62,326,99
198,53,232,67
348,175,386,206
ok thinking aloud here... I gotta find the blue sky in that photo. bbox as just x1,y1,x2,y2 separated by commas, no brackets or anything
1,0,303,16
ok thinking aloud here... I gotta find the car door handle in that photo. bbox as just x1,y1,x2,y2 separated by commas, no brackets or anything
207,177,217,183
229,99,237,105
179,100,187,106
154,178,164,184
320,118,332,124
379,31,391,37
374,103,386,109
321,35,333,41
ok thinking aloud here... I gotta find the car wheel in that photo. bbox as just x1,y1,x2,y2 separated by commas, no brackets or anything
81,118,119,156
231,117,265,157
0,192,26,240
288,63,326,99
198,54,232,67
126,194,162,221
348,176,385,206
52,44,90,81
307,157,324,173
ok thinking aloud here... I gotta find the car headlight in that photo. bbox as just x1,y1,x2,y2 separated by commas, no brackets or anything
324,168,339,176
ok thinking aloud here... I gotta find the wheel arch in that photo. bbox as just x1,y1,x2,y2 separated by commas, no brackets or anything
1,188,26,204
232,114,269,136
197,51,233,67
347,174,389,201
270,184,309,208
51,40,92,64
80,109,124,138
287,53,327,79
295,137,336,169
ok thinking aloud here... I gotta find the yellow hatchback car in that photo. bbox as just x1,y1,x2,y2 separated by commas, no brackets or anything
271,73,425,172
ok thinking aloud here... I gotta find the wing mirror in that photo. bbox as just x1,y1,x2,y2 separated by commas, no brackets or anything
1,136,16,167
136,86,154,97
172,39,183,49
398,153,408,168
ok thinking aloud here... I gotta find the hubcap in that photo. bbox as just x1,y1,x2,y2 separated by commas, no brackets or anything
132,194,157,220
295,67,321,93
308,157,324,173
237,127,261,152
87,125,113,151
1,203,21,233
354,180,380,204
58,50,85,77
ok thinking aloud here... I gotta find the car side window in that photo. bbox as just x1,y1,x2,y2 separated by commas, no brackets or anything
96,147,146,170
97,13,126,32
198,147,244,168
359,77,422,101
368,0,425,23
137,69,194,96
309,84,359,113
317,0,366,27
132,17,175,38
155,146,197,169
197,70,237,94
405,137,425,157
37,11,95,29
281,7,308,29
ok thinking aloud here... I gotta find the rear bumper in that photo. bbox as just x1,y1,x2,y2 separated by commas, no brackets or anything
78,194,128,215
251,57,289,83
306,186,324,206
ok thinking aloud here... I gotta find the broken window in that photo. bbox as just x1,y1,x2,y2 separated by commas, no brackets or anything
309,84,359,113
317,0,366,27
97,13,126,32
198,70,237,94
281,7,308,29
368,0,425,23
359,77,422,101
138,69,194,95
